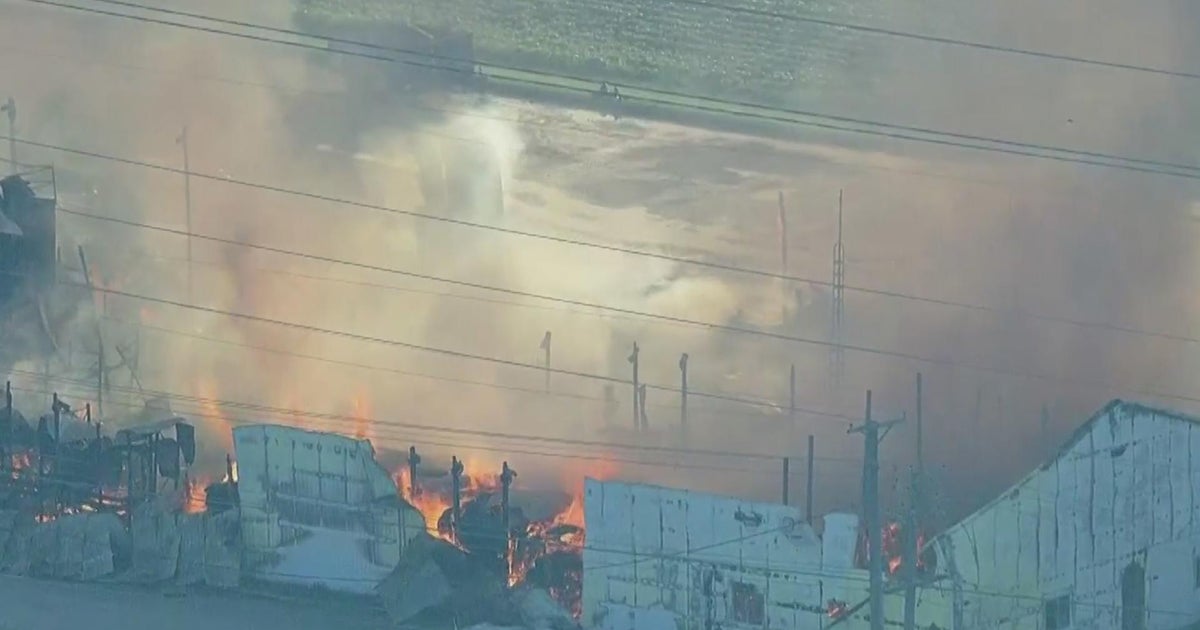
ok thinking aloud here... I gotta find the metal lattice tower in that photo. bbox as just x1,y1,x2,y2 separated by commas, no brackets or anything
830,190,845,391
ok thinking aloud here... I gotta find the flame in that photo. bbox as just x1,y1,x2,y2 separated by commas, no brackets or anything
859,521,928,576
350,391,375,443
395,467,455,544
183,475,209,514
553,492,584,529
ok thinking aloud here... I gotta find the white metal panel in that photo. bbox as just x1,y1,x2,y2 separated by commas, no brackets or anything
1169,421,1192,541
1146,538,1200,629
231,425,403,593
1038,461,1057,584
630,484,664,610
584,480,840,630
1016,486,1038,587
1056,456,1076,579
990,497,1017,593
821,513,858,570
1133,432,1153,554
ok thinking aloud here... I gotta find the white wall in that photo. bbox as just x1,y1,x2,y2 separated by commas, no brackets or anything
233,424,422,593
934,402,1200,630
582,478,872,630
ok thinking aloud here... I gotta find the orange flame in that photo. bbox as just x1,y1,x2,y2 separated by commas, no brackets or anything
395,467,454,544
350,391,374,443
183,476,209,514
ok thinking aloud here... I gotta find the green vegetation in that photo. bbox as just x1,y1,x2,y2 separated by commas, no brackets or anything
295,0,889,107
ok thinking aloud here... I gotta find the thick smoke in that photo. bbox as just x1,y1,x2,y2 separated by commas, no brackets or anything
1,0,1198,525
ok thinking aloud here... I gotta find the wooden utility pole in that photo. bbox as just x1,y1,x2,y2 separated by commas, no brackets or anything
789,364,796,429
849,390,904,630
1,98,15,173
628,342,640,431
540,331,552,392
903,468,919,630
500,461,517,570
638,384,649,430
407,446,422,497
450,456,464,533
916,373,923,480
781,457,790,505
805,434,815,523
778,191,788,275
679,353,689,437
177,126,194,304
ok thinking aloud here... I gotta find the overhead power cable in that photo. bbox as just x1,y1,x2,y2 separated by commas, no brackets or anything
17,0,1200,180
11,137,1197,349
6,370,856,462
43,213,1200,407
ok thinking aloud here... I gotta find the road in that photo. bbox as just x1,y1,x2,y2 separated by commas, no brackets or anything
0,575,390,630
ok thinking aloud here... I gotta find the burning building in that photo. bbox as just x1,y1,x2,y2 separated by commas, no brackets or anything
912,400,1200,630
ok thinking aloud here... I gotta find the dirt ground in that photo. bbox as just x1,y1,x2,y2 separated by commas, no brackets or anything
0,575,391,630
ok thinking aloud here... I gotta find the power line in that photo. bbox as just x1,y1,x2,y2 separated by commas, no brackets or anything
18,0,1200,180
23,136,1200,349
46,213,1200,406
665,0,1200,81
103,314,795,426
5,371,859,463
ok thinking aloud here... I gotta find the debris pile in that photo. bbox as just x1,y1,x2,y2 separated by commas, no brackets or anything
389,453,585,625
0,392,241,588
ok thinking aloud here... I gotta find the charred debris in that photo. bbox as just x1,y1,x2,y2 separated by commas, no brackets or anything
0,386,581,627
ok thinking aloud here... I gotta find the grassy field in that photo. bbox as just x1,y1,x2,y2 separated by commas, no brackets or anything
294,0,890,107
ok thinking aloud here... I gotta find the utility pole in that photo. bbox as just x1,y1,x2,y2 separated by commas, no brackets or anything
849,390,904,630
540,331,552,392
176,126,194,303
450,456,464,534
830,190,845,392
781,457,790,505
628,342,640,431
1,98,15,173
789,363,796,432
903,468,919,630
778,191,788,276
915,373,923,481
679,353,689,438
638,384,649,430
407,446,422,497
805,434,815,523
500,461,517,573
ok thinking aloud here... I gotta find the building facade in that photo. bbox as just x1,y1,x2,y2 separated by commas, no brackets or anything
582,478,875,630
925,400,1200,630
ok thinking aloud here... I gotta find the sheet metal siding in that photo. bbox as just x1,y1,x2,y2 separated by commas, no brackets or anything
232,425,417,593
937,405,1200,629
582,479,869,630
